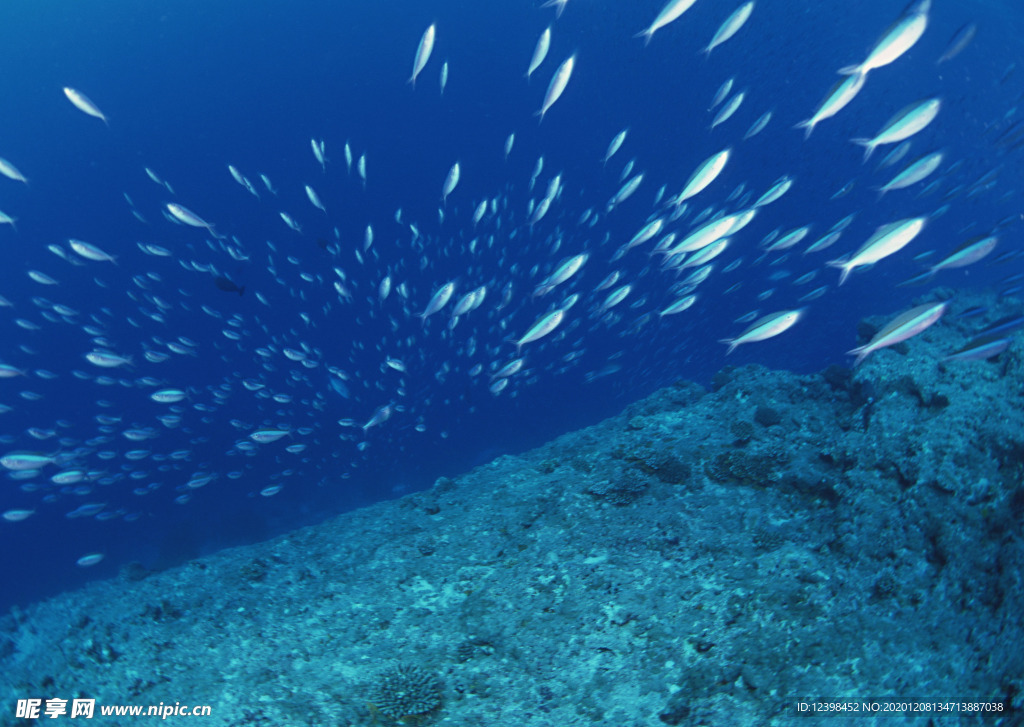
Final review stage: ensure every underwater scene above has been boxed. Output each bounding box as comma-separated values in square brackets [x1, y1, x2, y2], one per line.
[1, 0, 1023, 723]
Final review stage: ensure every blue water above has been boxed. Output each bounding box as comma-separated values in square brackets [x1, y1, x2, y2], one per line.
[0, 0, 1019, 609]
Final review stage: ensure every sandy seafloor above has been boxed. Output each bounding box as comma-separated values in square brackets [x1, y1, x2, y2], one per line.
[2, 289, 1023, 727]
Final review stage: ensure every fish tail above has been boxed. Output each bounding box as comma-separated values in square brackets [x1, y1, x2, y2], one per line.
[837, 64, 862, 76]
[793, 119, 814, 139]
[825, 259, 851, 285]
[847, 346, 870, 368]
[718, 338, 737, 354]
[633, 29, 653, 46]
[850, 138, 875, 161]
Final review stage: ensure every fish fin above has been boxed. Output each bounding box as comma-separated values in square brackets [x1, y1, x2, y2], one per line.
[837, 64, 862, 76]
[718, 338, 737, 354]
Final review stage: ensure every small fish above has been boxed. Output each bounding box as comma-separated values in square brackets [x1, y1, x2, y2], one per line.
[607, 173, 644, 211]
[847, 301, 947, 366]
[838, 0, 930, 77]
[827, 217, 926, 285]
[702, 2, 755, 57]
[63, 87, 108, 125]
[27, 270, 57, 285]
[2, 509, 34, 522]
[669, 212, 748, 255]
[876, 151, 944, 195]
[603, 129, 628, 165]
[637, 0, 700, 45]
[410, 24, 436, 88]
[852, 98, 941, 161]
[937, 23, 977, 65]
[943, 335, 1010, 363]
[796, 72, 866, 139]
[362, 404, 394, 432]
[927, 235, 997, 275]
[311, 139, 326, 171]
[720, 309, 804, 354]
[976, 314, 1024, 339]
[68, 238, 117, 263]
[280, 211, 302, 232]
[537, 55, 576, 123]
[166, 202, 215, 230]
[305, 184, 326, 213]
[659, 294, 697, 316]
[76, 553, 105, 568]
[516, 309, 565, 352]
[600, 284, 632, 311]
[757, 176, 794, 207]
[527, 26, 552, 80]
[420, 281, 456, 321]
[250, 428, 290, 444]
[85, 350, 133, 368]
[442, 162, 461, 205]
[743, 111, 772, 140]
[798, 285, 829, 302]
[677, 148, 730, 204]
[711, 90, 745, 129]
[0, 157, 28, 185]
[709, 78, 734, 110]
[151, 388, 187, 403]
[1, 451, 56, 471]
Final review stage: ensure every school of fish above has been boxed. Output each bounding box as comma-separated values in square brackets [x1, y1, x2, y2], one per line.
[0, 0, 1017, 570]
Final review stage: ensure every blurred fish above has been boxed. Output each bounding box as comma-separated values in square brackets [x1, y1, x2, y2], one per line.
[937, 23, 977, 65]
[943, 335, 1010, 363]
[214, 276, 245, 296]
[876, 151, 944, 195]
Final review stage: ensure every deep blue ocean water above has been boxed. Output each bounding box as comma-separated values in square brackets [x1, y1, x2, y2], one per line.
[0, 0, 1020, 610]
